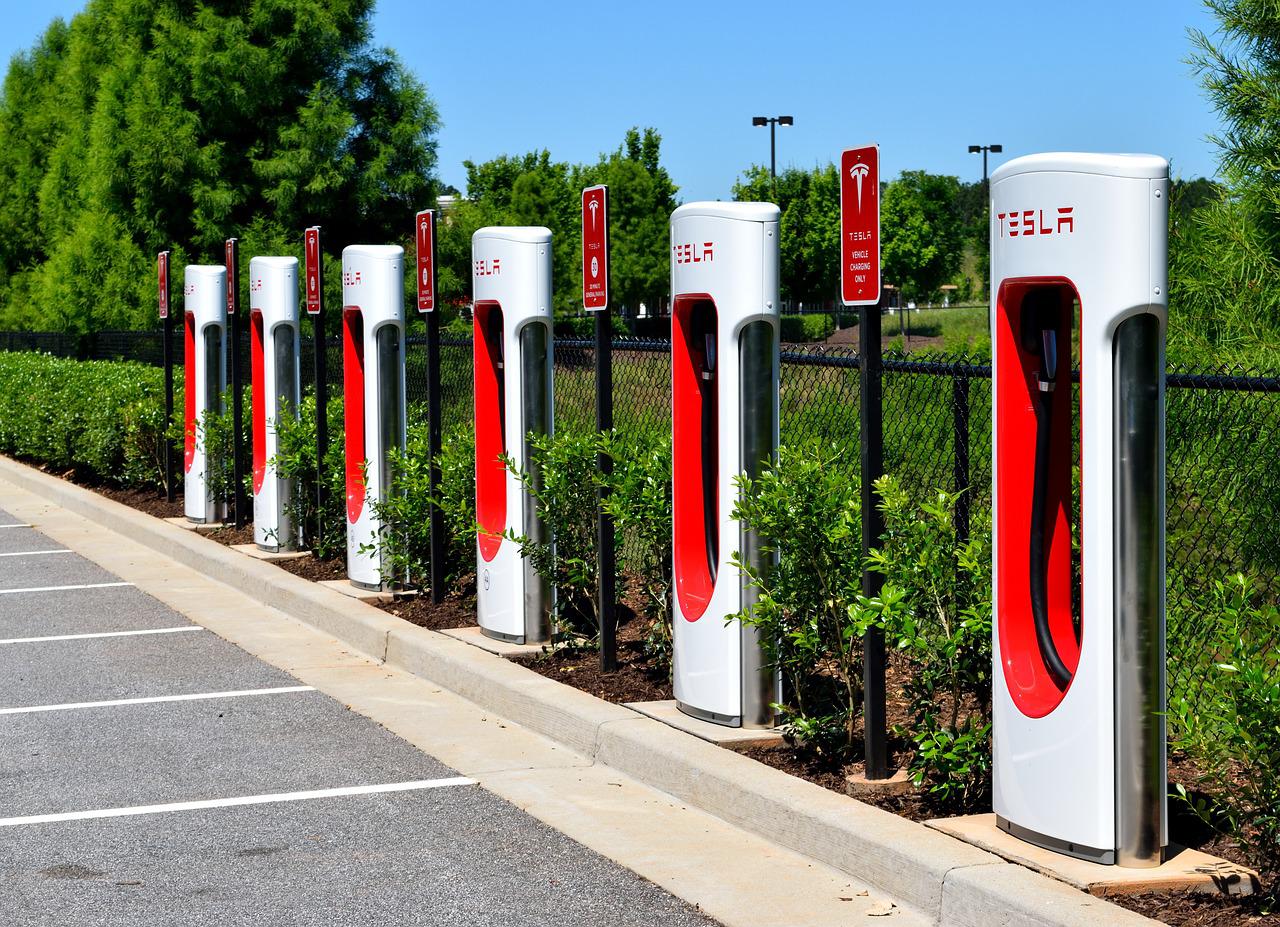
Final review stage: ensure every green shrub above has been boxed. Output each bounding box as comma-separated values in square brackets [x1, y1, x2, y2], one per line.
[732, 442, 863, 755]
[860, 476, 992, 807]
[779, 313, 835, 343]
[271, 391, 346, 560]
[505, 429, 622, 639]
[552, 314, 629, 339]
[1171, 573, 1280, 889]
[432, 426, 478, 588]
[0, 351, 169, 487]
[600, 428, 673, 665]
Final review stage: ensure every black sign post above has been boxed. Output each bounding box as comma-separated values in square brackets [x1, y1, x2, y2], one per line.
[305, 227, 328, 547]
[159, 250, 175, 503]
[416, 210, 447, 603]
[226, 238, 246, 527]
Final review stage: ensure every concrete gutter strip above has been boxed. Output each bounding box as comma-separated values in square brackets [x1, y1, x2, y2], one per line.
[0, 457, 1161, 927]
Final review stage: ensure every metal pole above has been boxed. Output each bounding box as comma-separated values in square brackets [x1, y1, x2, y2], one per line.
[163, 284, 175, 504]
[426, 262, 446, 604]
[596, 310, 616, 672]
[227, 239, 246, 527]
[770, 120, 777, 181]
[860, 296, 888, 780]
[312, 245, 329, 547]
[953, 374, 970, 541]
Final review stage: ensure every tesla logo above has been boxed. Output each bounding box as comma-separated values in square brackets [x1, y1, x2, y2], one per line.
[848, 161, 871, 212]
[588, 196, 599, 229]
[997, 207, 1075, 238]
[673, 242, 714, 264]
[475, 258, 501, 276]
[342, 270, 363, 286]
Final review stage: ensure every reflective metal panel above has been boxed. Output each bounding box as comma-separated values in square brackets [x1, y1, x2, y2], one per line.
[1113, 311, 1166, 867]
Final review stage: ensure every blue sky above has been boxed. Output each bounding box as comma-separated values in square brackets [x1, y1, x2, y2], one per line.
[5, 1, 1224, 201]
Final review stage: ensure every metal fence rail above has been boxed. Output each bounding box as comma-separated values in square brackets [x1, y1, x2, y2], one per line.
[3, 328, 1276, 722]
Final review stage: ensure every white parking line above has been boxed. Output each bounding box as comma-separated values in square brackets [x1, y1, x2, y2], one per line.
[0, 549, 73, 558]
[0, 778, 477, 827]
[0, 626, 204, 645]
[0, 685, 314, 715]
[0, 581, 133, 596]
[0, 524, 33, 529]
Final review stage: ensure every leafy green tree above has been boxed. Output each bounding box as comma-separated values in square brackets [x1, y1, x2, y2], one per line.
[435, 128, 678, 317]
[0, 0, 440, 332]
[880, 171, 964, 302]
[1165, 1, 1280, 364]
[733, 164, 840, 305]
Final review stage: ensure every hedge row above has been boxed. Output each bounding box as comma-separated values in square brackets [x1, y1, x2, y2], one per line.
[0, 351, 172, 487]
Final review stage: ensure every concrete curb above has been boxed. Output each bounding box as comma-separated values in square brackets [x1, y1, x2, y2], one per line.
[0, 457, 1160, 927]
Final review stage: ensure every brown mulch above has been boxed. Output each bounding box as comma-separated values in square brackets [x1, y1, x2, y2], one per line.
[513, 600, 672, 704]
[379, 593, 474, 632]
[1114, 891, 1272, 926]
[73, 480, 186, 520]
[201, 523, 254, 546]
[273, 554, 348, 582]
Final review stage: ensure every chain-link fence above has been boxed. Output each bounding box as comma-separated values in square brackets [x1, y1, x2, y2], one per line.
[4, 327, 1277, 720]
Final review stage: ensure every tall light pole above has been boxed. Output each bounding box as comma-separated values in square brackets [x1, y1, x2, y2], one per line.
[753, 115, 794, 183]
[968, 143, 1003, 191]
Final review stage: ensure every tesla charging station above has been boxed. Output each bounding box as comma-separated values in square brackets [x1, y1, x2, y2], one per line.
[472, 227, 554, 644]
[183, 265, 227, 524]
[670, 202, 781, 728]
[249, 256, 301, 551]
[991, 153, 1168, 866]
[342, 245, 407, 590]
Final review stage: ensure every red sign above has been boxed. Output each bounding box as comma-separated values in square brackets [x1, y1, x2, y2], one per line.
[581, 185, 608, 311]
[304, 227, 321, 315]
[157, 251, 169, 319]
[224, 238, 237, 314]
[840, 144, 881, 306]
[415, 210, 435, 312]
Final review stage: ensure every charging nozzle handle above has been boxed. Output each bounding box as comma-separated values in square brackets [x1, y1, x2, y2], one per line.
[1029, 328, 1072, 690]
[699, 340, 718, 584]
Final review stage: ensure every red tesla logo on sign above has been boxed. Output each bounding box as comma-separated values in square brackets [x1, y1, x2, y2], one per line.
[582, 185, 608, 311]
[157, 251, 169, 319]
[840, 144, 880, 306]
[224, 239, 237, 314]
[305, 227, 321, 315]
[416, 210, 435, 313]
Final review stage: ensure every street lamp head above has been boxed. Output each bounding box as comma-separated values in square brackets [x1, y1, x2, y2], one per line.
[990, 144, 1003, 153]
[968, 145, 981, 153]
[779, 116, 794, 126]
[752, 116, 768, 127]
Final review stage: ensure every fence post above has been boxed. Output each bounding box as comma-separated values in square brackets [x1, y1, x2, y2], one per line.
[426, 293, 446, 604]
[163, 301, 175, 504]
[953, 373, 971, 540]
[860, 298, 889, 780]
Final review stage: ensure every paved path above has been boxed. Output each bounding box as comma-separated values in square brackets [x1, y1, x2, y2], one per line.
[0, 510, 716, 927]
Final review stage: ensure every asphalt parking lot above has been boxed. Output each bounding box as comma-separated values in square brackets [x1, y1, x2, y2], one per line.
[0, 510, 717, 927]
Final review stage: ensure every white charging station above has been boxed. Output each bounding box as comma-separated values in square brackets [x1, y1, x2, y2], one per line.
[249, 256, 301, 551]
[990, 153, 1168, 866]
[670, 202, 781, 728]
[183, 264, 227, 524]
[472, 227, 554, 644]
[342, 245, 407, 590]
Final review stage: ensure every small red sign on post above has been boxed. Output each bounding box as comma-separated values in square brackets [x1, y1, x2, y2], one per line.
[840, 145, 881, 306]
[157, 251, 169, 319]
[581, 185, 608, 311]
[224, 238, 238, 314]
[305, 227, 322, 315]
[415, 210, 435, 312]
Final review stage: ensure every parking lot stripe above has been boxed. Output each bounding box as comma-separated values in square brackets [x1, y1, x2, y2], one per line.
[0, 778, 477, 827]
[0, 549, 73, 558]
[0, 524, 33, 529]
[0, 581, 134, 595]
[0, 626, 204, 645]
[0, 684, 314, 715]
